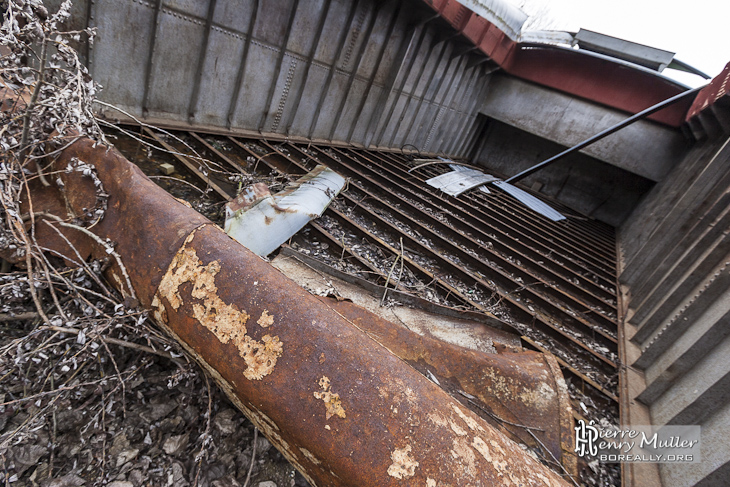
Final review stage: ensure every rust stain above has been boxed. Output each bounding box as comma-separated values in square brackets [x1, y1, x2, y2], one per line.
[387, 444, 419, 479]
[153, 232, 283, 381]
[313, 376, 346, 420]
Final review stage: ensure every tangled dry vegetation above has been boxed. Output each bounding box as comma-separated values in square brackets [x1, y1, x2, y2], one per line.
[0, 2, 305, 486]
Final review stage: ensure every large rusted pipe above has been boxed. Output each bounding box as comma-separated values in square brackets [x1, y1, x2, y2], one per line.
[318, 296, 577, 476]
[26, 137, 573, 486]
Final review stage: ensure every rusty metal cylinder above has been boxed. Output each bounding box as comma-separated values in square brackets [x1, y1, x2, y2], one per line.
[32, 138, 572, 486]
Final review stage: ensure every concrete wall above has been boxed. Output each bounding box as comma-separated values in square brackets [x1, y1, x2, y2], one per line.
[62, 0, 497, 156]
[618, 125, 730, 487]
[468, 74, 692, 226]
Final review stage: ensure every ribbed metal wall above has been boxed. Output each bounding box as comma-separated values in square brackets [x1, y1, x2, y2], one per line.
[619, 124, 730, 486]
[61, 0, 495, 156]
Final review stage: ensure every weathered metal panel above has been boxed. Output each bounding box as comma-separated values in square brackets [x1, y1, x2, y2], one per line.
[230, 43, 279, 130]
[163, 0, 210, 19]
[310, 71, 351, 139]
[145, 9, 206, 121]
[378, 94, 410, 146]
[212, 0, 255, 32]
[91, 0, 155, 118]
[253, 0, 297, 46]
[287, 0, 329, 55]
[49, 0, 694, 158]
[67, 0, 503, 152]
[262, 54, 301, 133]
[403, 41, 451, 143]
[195, 28, 246, 126]
[419, 56, 467, 150]
[311, 0, 355, 65]
[437, 64, 479, 151]
[350, 85, 382, 144]
[399, 28, 438, 95]
[426, 58, 469, 151]
[287, 64, 331, 136]
[392, 93, 423, 147]
[335, 2, 374, 72]
[332, 79, 368, 141]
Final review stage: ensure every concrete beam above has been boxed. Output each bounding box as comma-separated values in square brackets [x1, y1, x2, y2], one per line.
[479, 75, 689, 182]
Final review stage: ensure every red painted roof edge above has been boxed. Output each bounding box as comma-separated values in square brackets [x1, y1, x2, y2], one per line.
[422, 0, 696, 127]
[686, 62, 730, 121]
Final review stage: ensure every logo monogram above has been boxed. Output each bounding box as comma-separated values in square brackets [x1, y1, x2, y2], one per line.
[575, 419, 599, 457]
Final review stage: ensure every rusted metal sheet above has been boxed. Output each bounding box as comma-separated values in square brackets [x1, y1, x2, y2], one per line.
[686, 61, 730, 121]
[317, 296, 577, 476]
[28, 137, 573, 486]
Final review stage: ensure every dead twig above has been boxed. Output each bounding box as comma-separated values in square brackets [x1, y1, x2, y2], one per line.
[39, 325, 182, 362]
[193, 372, 214, 487]
[381, 239, 405, 306]
[242, 427, 259, 487]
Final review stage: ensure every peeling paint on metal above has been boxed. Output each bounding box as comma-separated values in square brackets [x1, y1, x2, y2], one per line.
[451, 404, 485, 433]
[481, 366, 557, 410]
[387, 444, 419, 479]
[257, 310, 274, 328]
[154, 231, 283, 381]
[313, 376, 346, 420]
[450, 437, 477, 477]
[300, 448, 322, 465]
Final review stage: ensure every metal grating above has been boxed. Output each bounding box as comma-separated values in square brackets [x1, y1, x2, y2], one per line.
[111, 125, 620, 429]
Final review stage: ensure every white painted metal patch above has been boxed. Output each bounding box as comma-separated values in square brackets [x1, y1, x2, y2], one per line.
[426, 167, 498, 197]
[225, 165, 346, 256]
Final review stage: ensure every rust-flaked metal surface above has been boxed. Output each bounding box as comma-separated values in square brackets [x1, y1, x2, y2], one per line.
[317, 296, 577, 476]
[29, 138, 573, 486]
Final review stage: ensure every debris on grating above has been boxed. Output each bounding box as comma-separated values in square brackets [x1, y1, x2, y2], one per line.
[225, 166, 346, 256]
